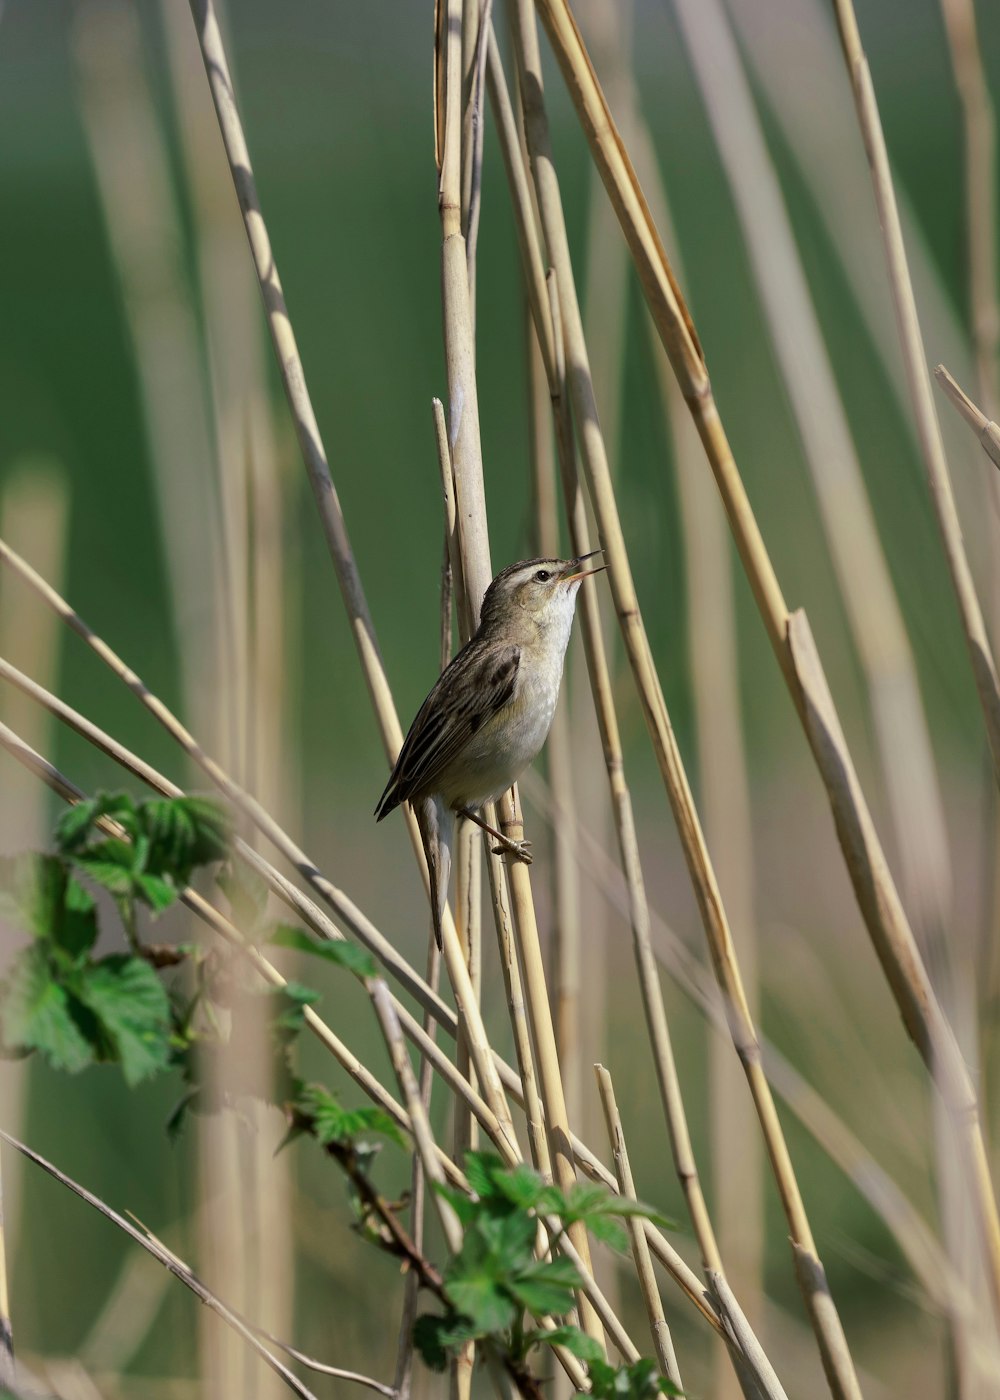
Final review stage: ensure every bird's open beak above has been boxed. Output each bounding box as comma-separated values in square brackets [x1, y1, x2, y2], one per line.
[562, 549, 606, 584]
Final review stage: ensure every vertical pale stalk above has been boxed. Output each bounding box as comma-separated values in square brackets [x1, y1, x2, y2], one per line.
[492, 1, 726, 1286]
[73, 0, 226, 757]
[532, 0, 1000, 1342]
[437, 0, 602, 1342]
[938, 0, 1000, 423]
[0, 463, 66, 1392]
[830, 0, 1000, 789]
[185, 0, 517, 1150]
[595, 1067, 682, 1390]
[527, 323, 582, 1127]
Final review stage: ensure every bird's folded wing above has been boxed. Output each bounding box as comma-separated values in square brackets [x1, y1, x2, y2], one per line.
[375, 641, 520, 816]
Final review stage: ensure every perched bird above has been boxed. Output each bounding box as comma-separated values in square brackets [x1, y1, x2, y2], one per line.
[375, 553, 604, 945]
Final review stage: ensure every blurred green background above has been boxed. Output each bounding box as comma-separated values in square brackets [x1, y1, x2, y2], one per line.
[2, 0, 1000, 1396]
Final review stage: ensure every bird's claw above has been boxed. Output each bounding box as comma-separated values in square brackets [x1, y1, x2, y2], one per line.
[492, 838, 533, 865]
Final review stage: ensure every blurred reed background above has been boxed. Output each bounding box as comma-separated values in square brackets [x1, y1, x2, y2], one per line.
[1, 0, 1000, 1396]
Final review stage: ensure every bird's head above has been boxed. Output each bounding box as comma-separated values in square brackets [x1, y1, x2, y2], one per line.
[479, 552, 605, 632]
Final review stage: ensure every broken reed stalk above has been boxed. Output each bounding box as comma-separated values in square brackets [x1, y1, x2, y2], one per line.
[506, 6, 860, 1394]
[436, 0, 603, 1343]
[594, 1067, 681, 1390]
[938, 0, 1000, 421]
[936, 364, 1000, 473]
[185, 0, 517, 1149]
[531, 0, 1000, 1339]
[830, 0, 1000, 788]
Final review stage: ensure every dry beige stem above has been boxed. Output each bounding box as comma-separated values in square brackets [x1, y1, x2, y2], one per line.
[436, 0, 602, 1343]
[936, 364, 1000, 473]
[595, 1067, 682, 1390]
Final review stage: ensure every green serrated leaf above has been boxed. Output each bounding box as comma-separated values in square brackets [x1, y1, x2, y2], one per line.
[75, 955, 172, 1086]
[0, 945, 94, 1072]
[141, 796, 229, 883]
[57, 877, 99, 959]
[583, 1214, 629, 1252]
[56, 793, 138, 853]
[134, 872, 178, 914]
[506, 1256, 581, 1317]
[476, 1209, 537, 1269]
[413, 1314, 452, 1372]
[272, 981, 320, 1032]
[445, 1273, 515, 1335]
[269, 925, 377, 978]
[523, 1324, 604, 1363]
[490, 1161, 553, 1212]
[464, 1150, 507, 1198]
[432, 1183, 479, 1227]
[297, 1082, 403, 1147]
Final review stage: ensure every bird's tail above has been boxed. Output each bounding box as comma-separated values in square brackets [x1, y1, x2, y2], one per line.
[415, 795, 453, 950]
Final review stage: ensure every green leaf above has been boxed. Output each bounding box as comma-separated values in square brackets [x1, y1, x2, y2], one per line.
[432, 1183, 480, 1227]
[134, 872, 179, 914]
[492, 1162, 559, 1213]
[297, 1083, 404, 1148]
[413, 1315, 451, 1372]
[0, 945, 94, 1072]
[73, 840, 137, 896]
[445, 1273, 515, 1335]
[506, 1256, 581, 1316]
[56, 792, 137, 852]
[583, 1213, 629, 1252]
[141, 796, 229, 882]
[464, 1149, 506, 1199]
[57, 877, 100, 959]
[272, 981, 320, 1032]
[75, 955, 172, 1086]
[269, 925, 377, 978]
[523, 1324, 604, 1363]
[476, 1210, 537, 1270]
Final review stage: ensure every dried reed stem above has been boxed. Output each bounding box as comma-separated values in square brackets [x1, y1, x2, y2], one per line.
[936, 364, 1000, 473]
[437, 0, 602, 1341]
[594, 1067, 681, 1389]
[533, 0, 1000, 1344]
[830, 0, 1000, 788]
[938, 0, 1000, 420]
[185, 0, 516, 1147]
[491, 15, 725, 1285]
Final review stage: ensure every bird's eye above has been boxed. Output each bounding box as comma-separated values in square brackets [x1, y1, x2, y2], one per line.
[534, 569, 551, 582]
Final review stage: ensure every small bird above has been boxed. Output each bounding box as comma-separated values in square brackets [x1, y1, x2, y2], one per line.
[375, 553, 604, 945]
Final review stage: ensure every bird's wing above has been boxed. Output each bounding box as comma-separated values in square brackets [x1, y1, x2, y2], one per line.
[374, 641, 520, 818]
